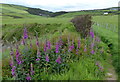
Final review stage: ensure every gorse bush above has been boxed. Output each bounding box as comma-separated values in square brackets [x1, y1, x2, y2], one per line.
[71, 15, 92, 38]
[6, 27, 107, 80]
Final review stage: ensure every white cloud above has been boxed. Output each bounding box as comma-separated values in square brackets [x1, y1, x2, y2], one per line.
[0, 0, 119, 11]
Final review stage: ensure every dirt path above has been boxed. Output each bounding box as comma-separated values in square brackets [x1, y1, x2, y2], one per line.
[105, 55, 118, 80]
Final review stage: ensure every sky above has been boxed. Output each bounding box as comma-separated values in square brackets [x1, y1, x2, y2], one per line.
[0, 0, 120, 12]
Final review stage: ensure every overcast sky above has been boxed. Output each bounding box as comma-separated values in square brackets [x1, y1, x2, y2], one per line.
[0, 0, 119, 12]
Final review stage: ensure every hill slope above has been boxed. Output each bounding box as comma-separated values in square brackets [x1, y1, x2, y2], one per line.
[57, 7, 120, 18]
[0, 4, 45, 19]
[0, 3, 68, 19]
[1, 3, 120, 19]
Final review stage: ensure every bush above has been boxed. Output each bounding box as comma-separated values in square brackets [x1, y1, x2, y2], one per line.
[71, 15, 93, 38]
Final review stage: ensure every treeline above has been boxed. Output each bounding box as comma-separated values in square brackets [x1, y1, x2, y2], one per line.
[26, 8, 68, 17]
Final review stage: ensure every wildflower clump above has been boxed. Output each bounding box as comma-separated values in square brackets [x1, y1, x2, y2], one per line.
[8, 27, 104, 80]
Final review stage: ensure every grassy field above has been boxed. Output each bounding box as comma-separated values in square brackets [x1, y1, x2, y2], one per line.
[1, 4, 119, 80]
[2, 17, 71, 25]
[92, 15, 119, 79]
[93, 15, 118, 33]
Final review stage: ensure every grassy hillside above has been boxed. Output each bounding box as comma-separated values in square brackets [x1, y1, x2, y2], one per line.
[1, 3, 68, 20]
[93, 15, 118, 26]
[1, 4, 70, 25]
[0, 4, 44, 19]
[1, 3, 119, 20]
[57, 10, 103, 18]
[57, 8, 120, 18]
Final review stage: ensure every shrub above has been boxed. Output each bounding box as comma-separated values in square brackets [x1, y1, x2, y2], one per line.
[71, 15, 93, 38]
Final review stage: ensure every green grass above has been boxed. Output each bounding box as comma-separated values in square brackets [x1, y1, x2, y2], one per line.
[2, 5, 28, 14]
[92, 15, 119, 79]
[49, 53, 108, 80]
[93, 25, 119, 79]
[93, 15, 118, 27]
[2, 17, 71, 25]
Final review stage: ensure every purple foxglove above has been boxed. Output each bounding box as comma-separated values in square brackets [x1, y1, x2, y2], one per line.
[21, 37, 25, 45]
[55, 49, 59, 53]
[36, 40, 39, 46]
[37, 50, 41, 57]
[16, 46, 22, 65]
[58, 37, 63, 47]
[91, 49, 95, 54]
[84, 45, 87, 52]
[46, 54, 49, 62]
[95, 37, 100, 42]
[26, 74, 31, 80]
[36, 58, 40, 61]
[30, 63, 34, 75]
[44, 43, 47, 52]
[55, 42, 59, 53]
[69, 40, 74, 51]
[16, 49, 20, 63]
[56, 55, 61, 64]
[90, 31, 94, 38]
[69, 45, 74, 51]
[76, 49, 79, 55]
[36, 36, 39, 47]
[95, 62, 99, 66]
[30, 40, 32, 48]
[11, 66, 16, 76]
[18, 61, 22, 65]
[47, 41, 51, 50]
[90, 42, 94, 49]
[23, 28, 28, 39]
[10, 59, 13, 67]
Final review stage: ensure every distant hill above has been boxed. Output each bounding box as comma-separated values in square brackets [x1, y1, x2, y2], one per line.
[1, 3, 120, 19]
[0, 3, 68, 19]
[26, 8, 68, 17]
[57, 7, 120, 18]
[0, 3, 44, 19]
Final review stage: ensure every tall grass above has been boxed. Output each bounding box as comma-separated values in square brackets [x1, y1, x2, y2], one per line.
[93, 25, 119, 79]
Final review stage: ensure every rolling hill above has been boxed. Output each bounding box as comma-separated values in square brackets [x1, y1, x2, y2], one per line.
[0, 3, 68, 19]
[1, 3, 120, 19]
[0, 4, 45, 19]
[56, 7, 120, 18]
